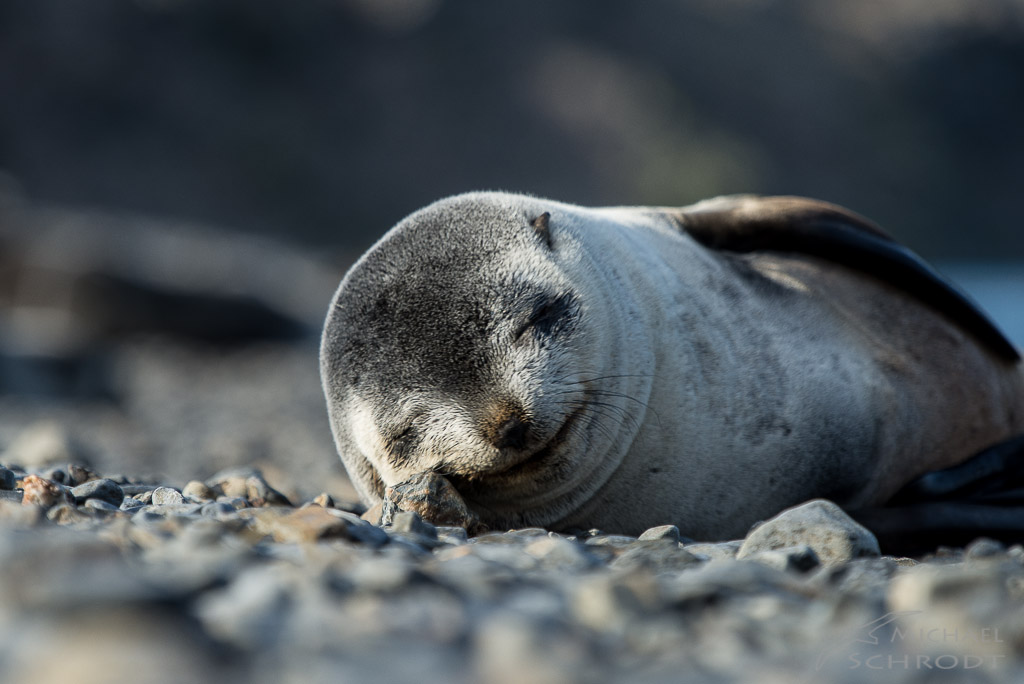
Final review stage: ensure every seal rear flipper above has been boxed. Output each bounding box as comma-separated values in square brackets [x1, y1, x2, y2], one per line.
[849, 503, 1024, 557]
[661, 195, 1021, 363]
[848, 433, 1024, 555]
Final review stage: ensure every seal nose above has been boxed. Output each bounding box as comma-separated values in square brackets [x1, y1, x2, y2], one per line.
[492, 415, 529, 450]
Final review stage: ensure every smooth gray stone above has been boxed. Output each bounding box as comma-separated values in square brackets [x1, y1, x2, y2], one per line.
[200, 501, 238, 518]
[638, 524, 681, 542]
[84, 498, 121, 513]
[737, 499, 880, 567]
[609, 539, 701, 573]
[72, 478, 125, 507]
[120, 497, 145, 511]
[389, 511, 438, 540]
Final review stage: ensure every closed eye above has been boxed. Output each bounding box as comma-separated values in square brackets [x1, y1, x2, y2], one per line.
[515, 292, 575, 340]
[389, 423, 419, 460]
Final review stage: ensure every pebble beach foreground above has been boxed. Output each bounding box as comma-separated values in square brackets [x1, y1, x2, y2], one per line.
[2, 462, 1023, 684]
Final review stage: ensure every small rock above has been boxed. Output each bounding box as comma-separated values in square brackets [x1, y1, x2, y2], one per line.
[638, 524, 681, 542]
[389, 510, 438, 539]
[584, 535, 638, 549]
[46, 502, 90, 525]
[200, 501, 238, 518]
[570, 572, 660, 632]
[382, 471, 484, 534]
[312, 492, 334, 508]
[205, 467, 290, 507]
[0, 467, 15, 490]
[683, 540, 743, 561]
[38, 466, 68, 484]
[216, 496, 249, 510]
[67, 464, 98, 486]
[135, 503, 205, 518]
[84, 498, 121, 513]
[609, 539, 701, 573]
[506, 527, 549, 538]
[120, 497, 145, 511]
[743, 544, 820, 573]
[737, 499, 880, 567]
[270, 506, 364, 544]
[361, 501, 384, 525]
[135, 489, 155, 505]
[244, 475, 291, 507]
[72, 478, 125, 507]
[436, 526, 469, 545]
[151, 487, 184, 506]
[523, 536, 600, 570]
[182, 480, 216, 502]
[21, 474, 74, 509]
[966, 537, 1006, 560]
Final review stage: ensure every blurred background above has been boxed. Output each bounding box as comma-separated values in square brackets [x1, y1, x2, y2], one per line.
[0, 0, 1022, 498]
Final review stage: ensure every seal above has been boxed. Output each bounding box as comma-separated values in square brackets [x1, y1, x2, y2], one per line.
[320, 192, 1024, 539]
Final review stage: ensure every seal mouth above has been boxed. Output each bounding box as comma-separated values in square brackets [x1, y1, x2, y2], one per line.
[484, 405, 584, 480]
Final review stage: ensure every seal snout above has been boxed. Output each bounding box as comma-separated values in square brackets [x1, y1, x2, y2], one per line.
[492, 414, 530, 451]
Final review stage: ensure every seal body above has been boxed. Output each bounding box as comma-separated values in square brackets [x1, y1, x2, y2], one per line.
[321, 192, 1024, 539]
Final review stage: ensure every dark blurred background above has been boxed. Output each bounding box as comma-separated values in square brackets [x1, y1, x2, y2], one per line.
[0, 0, 1021, 496]
[4, 0, 1024, 256]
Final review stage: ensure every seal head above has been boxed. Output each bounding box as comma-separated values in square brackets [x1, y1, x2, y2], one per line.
[321, 193, 652, 528]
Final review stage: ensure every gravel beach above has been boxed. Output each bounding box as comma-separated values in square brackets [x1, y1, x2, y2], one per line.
[2, 454, 1024, 684]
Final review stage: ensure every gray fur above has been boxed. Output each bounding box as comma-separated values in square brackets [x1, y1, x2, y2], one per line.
[321, 192, 1024, 539]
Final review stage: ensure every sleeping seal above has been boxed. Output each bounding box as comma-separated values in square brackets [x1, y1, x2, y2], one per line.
[320, 192, 1024, 539]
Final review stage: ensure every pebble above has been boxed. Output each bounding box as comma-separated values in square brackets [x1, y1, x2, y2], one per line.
[151, 487, 185, 506]
[71, 478, 125, 507]
[389, 510, 438, 540]
[120, 497, 145, 511]
[182, 480, 217, 502]
[743, 544, 820, 573]
[84, 498, 122, 513]
[684, 540, 743, 561]
[312, 492, 334, 508]
[737, 499, 880, 567]
[270, 506, 377, 545]
[638, 524, 681, 542]
[965, 537, 1006, 559]
[20, 474, 74, 509]
[67, 463, 98, 486]
[382, 471, 484, 533]
[609, 539, 701, 573]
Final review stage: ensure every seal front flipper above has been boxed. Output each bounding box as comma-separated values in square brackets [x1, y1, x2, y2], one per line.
[849, 434, 1024, 555]
[660, 195, 1020, 363]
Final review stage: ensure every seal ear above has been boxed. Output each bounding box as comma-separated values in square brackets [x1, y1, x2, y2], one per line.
[530, 212, 553, 249]
[660, 195, 1020, 363]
